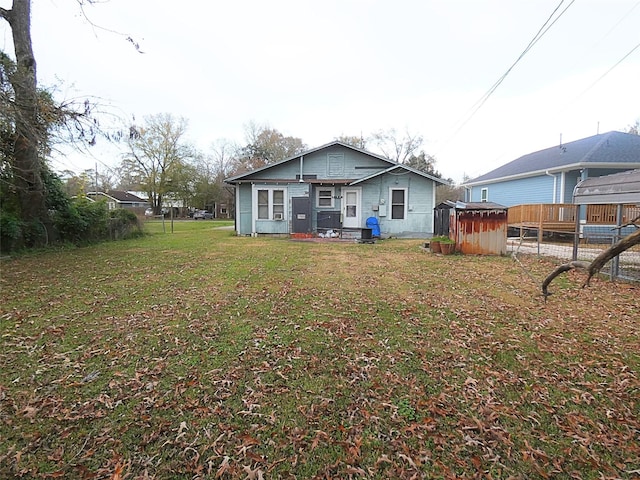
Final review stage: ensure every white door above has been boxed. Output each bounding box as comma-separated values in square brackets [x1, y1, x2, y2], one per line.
[342, 188, 361, 228]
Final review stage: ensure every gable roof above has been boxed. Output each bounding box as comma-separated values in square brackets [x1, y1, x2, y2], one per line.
[351, 164, 448, 185]
[89, 191, 147, 203]
[225, 141, 448, 185]
[466, 131, 640, 185]
[573, 169, 640, 205]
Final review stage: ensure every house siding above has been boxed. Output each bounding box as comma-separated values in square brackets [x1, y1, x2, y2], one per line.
[470, 176, 555, 207]
[359, 173, 435, 235]
[464, 132, 640, 208]
[241, 147, 389, 182]
[227, 143, 444, 237]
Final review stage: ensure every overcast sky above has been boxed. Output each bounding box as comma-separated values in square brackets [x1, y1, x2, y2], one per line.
[1, 0, 639, 182]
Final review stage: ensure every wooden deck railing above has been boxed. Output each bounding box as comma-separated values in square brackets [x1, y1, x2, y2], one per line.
[586, 204, 640, 224]
[507, 204, 576, 231]
[508, 204, 640, 231]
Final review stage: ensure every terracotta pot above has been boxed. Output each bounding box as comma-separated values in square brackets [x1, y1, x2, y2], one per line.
[430, 241, 441, 253]
[440, 242, 455, 254]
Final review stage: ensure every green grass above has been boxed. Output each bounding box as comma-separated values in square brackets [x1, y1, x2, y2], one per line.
[1, 220, 639, 478]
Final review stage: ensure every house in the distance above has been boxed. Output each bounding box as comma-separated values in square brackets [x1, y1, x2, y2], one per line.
[224, 141, 448, 238]
[86, 191, 149, 212]
[464, 131, 640, 206]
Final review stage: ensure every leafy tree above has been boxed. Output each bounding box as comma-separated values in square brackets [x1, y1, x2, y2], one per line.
[0, 1, 49, 245]
[121, 113, 194, 215]
[1, 2, 103, 248]
[436, 183, 464, 204]
[190, 140, 236, 211]
[405, 151, 441, 177]
[167, 160, 198, 213]
[232, 121, 306, 173]
[335, 134, 366, 149]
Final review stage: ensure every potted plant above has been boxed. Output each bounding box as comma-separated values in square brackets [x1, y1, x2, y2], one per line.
[439, 237, 456, 254]
[429, 235, 448, 253]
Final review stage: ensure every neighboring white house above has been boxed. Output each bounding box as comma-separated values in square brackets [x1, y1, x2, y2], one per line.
[86, 191, 149, 210]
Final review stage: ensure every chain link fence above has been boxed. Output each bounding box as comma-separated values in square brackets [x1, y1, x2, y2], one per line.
[508, 226, 640, 282]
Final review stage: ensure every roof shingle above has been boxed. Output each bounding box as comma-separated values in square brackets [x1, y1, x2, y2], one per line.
[468, 131, 640, 184]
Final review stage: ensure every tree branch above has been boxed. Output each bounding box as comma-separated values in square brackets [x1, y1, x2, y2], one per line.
[541, 227, 640, 299]
[541, 261, 591, 300]
[584, 228, 640, 286]
[0, 7, 11, 22]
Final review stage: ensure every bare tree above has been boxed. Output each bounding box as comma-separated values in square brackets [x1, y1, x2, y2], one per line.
[626, 119, 639, 136]
[368, 128, 423, 164]
[121, 113, 194, 214]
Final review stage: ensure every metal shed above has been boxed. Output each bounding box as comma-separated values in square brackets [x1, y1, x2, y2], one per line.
[450, 201, 508, 255]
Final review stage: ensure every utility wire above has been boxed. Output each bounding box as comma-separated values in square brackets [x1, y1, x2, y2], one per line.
[598, 1, 640, 43]
[575, 41, 640, 100]
[452, 0, 576, 136]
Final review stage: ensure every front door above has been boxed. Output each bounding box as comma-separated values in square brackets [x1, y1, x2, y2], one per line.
[342, 188, 361, 229]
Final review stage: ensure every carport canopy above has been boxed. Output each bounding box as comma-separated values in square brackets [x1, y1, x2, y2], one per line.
[573, 169, 640, 205]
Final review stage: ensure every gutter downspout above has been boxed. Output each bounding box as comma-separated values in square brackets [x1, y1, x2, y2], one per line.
[545, 170, 557, 203]
[299, 155, 304, 182]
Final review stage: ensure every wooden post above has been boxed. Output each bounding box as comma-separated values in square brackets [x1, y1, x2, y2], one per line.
[538, 204, 544, 253]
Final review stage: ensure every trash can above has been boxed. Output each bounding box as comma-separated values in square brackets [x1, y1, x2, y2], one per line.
[366, 217, 381, 237]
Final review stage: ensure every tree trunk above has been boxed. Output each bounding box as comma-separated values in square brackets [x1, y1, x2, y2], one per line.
[2, 0, 49, 245]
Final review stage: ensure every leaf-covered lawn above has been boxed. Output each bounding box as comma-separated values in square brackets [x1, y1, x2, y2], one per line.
[1, 222, 638, 479]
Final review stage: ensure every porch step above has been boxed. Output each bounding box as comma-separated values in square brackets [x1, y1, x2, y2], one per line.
[341, 228, 364, 240]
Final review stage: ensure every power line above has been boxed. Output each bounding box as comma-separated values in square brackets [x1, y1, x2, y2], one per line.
[598, 1, 640, 43]
[574, 40, 640, 100]
[451, 0, 576, 136]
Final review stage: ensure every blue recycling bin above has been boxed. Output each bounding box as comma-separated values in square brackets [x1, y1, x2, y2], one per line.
[366, 217, 381, 237]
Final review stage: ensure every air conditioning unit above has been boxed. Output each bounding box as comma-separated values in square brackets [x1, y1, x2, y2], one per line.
[274, 212, 284, 220]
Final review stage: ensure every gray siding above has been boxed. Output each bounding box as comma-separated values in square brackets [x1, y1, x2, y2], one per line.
[240, 147, 390, 181]
[359, 173, 435, 235]
[229, 144, 440, 236]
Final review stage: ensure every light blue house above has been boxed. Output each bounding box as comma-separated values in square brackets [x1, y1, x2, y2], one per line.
[464, 131, 640, 206]
[224, 141, 448, 238]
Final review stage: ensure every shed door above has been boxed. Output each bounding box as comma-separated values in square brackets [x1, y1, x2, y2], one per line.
[291, 197, 311, 233]
[434, 207, 450, 236]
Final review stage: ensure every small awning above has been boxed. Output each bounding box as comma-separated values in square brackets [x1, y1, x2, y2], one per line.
[573, 169, 640, 205]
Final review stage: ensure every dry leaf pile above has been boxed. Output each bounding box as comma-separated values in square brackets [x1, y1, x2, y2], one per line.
[0, 234, 638, 479]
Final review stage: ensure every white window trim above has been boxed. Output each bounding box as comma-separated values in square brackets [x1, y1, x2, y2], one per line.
[480, 187, 488, 202]
[316, 187, 335, 208]
[389, 187, 408, 220]
[253, 186, 287, 221]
